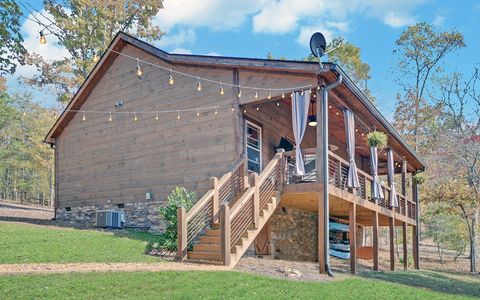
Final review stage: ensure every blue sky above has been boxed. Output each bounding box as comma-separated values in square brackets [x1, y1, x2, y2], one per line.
[9, 0, 480, 118]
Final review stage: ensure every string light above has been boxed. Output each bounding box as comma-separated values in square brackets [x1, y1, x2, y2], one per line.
[254, 89, 259, 99]
[177, 111, 181, 119]
[238, 89, 242, 98]
[281, 90, 285, 99]
[136, 59, 143, 77]
[329, 105, 332, 109]
[267, 89, 272, 100]
[92, 53, 100, 63]
[134, 112, 138, 121]
[168, 69, 174, 85]
[243, 109, 247, 113]
[196, 77, 202, 91]
[219, 82, 224, 95]
[256, 107, 260, 111]
[155, 112, 159, 120]
[196, 109, 200, 117]
[301, 90, 304, 96]
[39, 31, 46, 44]
[82, 111, 86, 121]
[108, 112, 112, 122]
[276, 102, 280, 106]
[214, 107, 218, 115]
[231, 106, 235, 112]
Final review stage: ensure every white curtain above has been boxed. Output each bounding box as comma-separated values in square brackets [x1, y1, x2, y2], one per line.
[343, 109, 360, 188]
[387, 149, 399, 207]
[291, 90, 311, 175]
[370, 146, 384, 201]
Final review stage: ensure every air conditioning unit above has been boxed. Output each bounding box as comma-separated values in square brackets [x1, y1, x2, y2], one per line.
[95, 210, 125, 228]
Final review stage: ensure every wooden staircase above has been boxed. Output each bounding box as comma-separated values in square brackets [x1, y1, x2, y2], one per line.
[177, 152, 284, 267]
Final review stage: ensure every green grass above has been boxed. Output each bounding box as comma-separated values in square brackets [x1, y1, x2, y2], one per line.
[1, 270, 479, 299]
[0, 221, 161, 264]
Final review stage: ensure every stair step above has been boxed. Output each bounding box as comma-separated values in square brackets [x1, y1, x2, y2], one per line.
[193, 243, 221, 253]
[205, 229, 221, 237]
[199, 236, 221, 244]
[211, 223, 220, 230]
[188, 251, 222, 261]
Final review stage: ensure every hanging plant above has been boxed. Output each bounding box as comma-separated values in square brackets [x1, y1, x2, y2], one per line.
[366, 130, 388, 148]
[412, 173, 426, 185]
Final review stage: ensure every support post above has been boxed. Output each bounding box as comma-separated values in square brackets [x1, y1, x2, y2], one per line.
[212, 177, 219, 223]
[412, 176, 420, 270]
[336, 160, 342, 188]
[401, 161, 407, 216]
[253, 173, 260, 229]
[349, 203, 357, 274]
[220, 204, 231, 266]
[412, 225, 419, 269]
[403, 221, 408, 270]
[177, 207, 187, 261]
[372, 211, 379, 271]
[389, 217, 395, 271]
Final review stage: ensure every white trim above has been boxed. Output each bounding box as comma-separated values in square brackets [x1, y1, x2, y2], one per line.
[245, 120, 262, 173]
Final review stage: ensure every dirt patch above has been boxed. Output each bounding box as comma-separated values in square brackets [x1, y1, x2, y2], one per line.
[0, 201, 54, 224]
[0, 262, 228, 276]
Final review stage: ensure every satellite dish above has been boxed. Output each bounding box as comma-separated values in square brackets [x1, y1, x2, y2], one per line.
[310, 32, 327, 58]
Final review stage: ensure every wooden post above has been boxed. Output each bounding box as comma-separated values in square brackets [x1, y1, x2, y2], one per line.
[318, 191, 325, 273]
[220, 204, 231, 266]
[389, 217, 395, 271]
[402, 222, 408, 270]
[401, 161, 407, 216]
[372, 211, 379, 271]
[212, 177, 219, 223]
[336, 160, 342, 188]
[253, 173, 260, 229]
[412, 225, 419, 269]
[349, 203, 357, 274]
[177, 207, 187, 261]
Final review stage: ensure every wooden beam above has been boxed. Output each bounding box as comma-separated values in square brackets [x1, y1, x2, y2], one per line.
[213, 177, 219, 223]
[220, 204, 231, 266]
[403, 222, 408, 270]
[389, 217, 395, 271]
[177, 207, 187, 261]
[412, 225, 419, 269]
[372, 211, 379, 271]
[349, 203, 357, 274]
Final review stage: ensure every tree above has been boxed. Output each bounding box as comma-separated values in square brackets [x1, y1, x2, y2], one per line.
[24, 0, 164, 103]
[393, 22, 465, 152]
[425, 67, 480, 273]
[0, 0, 26, 75]
[304, 37, 374, 103]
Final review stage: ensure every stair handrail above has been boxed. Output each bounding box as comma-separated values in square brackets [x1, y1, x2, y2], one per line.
[177, 156, 246, 261]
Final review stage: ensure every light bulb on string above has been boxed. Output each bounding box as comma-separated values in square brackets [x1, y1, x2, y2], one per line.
[82, 111, 86, 121]
[301, 90, 304, 96]
[276, 102, 280, 106]
[267, 89, 272, 100]
[136, 59, 143, 77]
[196, 109, 200, 117]
[243, 109, 247, 113]
[168, 69, 174, 85]
[155, 112, 159, 120]
[281, 90, 285, 99]
[92, 53, 100, 63]
[108, 112, 112, 122]
[214, 107, 218, 115]
[238, 89, 242, 98]
[231, 106, 235, 112]
[219, 82, 224, 95]
[196, 77, 202, 92]
[256, 107, 260, 111]
[39, 31, 46, 44]
[254, 89, 259, 99]
[177, 111, 181, 119]
[134, 112, 138, 121]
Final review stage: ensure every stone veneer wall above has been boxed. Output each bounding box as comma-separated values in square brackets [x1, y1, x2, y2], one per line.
[269, 207, 318, 262]
[55, 201, 166, 232]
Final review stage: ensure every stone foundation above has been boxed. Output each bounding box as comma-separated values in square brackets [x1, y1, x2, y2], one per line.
[269, 207, 318, 262]
[55, 201, 166, 232]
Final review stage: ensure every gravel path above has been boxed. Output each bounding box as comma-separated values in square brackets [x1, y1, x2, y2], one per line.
[0, 201, 54, 223]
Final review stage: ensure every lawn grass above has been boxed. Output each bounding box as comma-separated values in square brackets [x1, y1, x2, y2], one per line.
[1, 270, 479, 299]
[0, 221, 160, 264]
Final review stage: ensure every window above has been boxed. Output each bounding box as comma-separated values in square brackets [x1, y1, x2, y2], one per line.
[245, 121, 262, 173]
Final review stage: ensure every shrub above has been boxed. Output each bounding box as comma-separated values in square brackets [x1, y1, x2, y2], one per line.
[366, 130, 388, 148]
[155, 187, 195, 252]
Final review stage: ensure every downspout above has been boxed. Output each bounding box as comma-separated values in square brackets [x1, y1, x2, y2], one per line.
[321, 67, 342, 277]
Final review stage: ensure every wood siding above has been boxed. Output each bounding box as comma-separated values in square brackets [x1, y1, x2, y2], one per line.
[56, 45, 238, 208]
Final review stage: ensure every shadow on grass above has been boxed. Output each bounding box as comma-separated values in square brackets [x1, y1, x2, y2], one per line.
[360, 269, 480, 298]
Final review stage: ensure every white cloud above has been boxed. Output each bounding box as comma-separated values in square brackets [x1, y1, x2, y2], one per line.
[205, 52, 221, 56]
[170, 48, 193, 54]
[157, 29, 197, 48]
[383, 11, 416, 28]
[433, 15, 445, 26]
[297, 25, 334, 47]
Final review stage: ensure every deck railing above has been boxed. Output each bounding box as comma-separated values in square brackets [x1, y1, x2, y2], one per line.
[283, 148, 416, 221]
[177, 158, 246, 260]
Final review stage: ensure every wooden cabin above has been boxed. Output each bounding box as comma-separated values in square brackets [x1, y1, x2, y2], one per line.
[45, 32, 424, 274]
